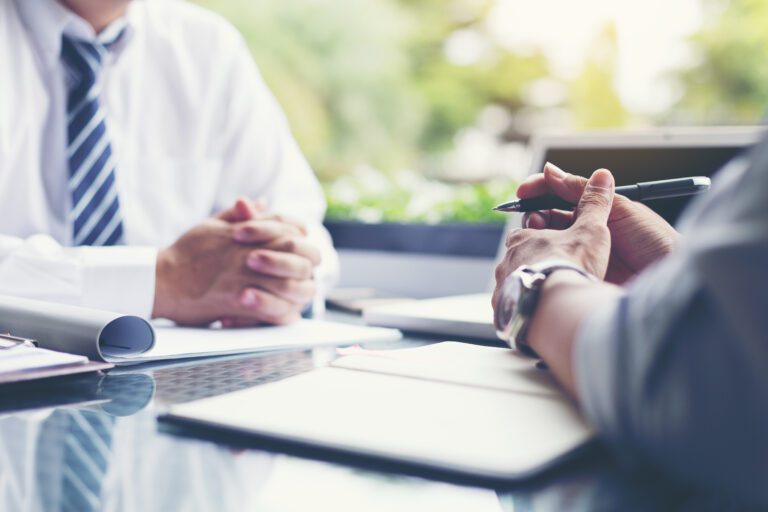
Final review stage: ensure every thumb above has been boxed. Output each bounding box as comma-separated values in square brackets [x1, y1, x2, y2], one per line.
[575, 169, 614, 227]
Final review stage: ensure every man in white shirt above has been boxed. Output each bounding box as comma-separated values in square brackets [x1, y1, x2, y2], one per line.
[0, 0, 338, 325]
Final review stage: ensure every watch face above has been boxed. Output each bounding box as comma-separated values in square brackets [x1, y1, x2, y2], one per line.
[494, 272, 522, 338]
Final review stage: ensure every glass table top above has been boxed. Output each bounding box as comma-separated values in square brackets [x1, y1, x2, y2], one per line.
[0, 313, 757, 511]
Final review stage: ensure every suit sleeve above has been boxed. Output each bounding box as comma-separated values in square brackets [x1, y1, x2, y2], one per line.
[575, 152, 768, 503]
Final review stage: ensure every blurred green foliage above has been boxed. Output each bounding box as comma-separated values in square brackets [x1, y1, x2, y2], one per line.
[324, 178, 517, 224]
[675, 0, 768, 123]
[195, 0, 423, 181]
[194, 0, 553, 223]
[195, 0, 763, 224]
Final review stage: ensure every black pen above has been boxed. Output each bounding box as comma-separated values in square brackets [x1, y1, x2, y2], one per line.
[493, 176, 711, 213]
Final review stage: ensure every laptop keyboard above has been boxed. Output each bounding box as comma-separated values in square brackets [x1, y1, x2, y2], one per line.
[152, 350, 316, 406]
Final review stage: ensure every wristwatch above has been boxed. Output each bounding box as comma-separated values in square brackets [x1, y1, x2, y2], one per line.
[494, 260, 596, 356]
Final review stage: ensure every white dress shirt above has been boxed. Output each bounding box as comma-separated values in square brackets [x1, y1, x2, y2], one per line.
[0, 0, 337, 317]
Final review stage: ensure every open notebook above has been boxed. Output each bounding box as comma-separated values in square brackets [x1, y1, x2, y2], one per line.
[164, 342, 594, 481]
[0, 296, 401, 366]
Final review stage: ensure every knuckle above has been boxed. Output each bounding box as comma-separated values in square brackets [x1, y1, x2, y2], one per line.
[531, 236, 551, 251]
[494, 262, 508, 283]
[521, 173, 544, 186]
[243, 222, 261, 236]
[284, 278, 314, 301]
[505, 229, 523, 246]
[581, 192, 611, 209]
[258, 251, 275, 266]
[566, 175, 587, 190]
[283, 238, 298, 253]
[564, 237, 586, 255]
[257, 294, 283, 316]
[276, 278, 294, 295]
[574, 223, 608, 239]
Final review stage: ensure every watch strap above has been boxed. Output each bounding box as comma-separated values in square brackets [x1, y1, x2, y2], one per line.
[503, 261, 596, 356]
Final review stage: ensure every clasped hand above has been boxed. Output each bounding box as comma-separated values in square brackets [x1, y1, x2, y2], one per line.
[152, 198, 321, 327]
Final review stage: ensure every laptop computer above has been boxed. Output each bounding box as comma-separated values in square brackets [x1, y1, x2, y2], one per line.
[363, 127, 765, 340]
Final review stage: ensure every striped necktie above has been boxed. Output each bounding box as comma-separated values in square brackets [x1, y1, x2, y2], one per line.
[60, 410, 116, 512]
[36, 409, 116, 512]
[61, 34, 125, 246]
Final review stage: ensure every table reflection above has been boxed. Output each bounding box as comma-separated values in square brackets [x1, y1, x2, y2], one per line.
[0, 347, 759, 511]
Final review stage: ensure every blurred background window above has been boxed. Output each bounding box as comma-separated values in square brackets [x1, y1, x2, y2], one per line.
[195, 0, 766, 225]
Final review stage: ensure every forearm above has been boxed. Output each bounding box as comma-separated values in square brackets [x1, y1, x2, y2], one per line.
[526, 271, 623, 398]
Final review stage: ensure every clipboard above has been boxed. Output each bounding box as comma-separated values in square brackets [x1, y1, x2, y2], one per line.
[0, 360, 113, 385]
[0, 333, 113, 385]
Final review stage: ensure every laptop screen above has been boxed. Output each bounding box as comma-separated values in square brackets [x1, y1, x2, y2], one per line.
[535, 139, 759, 225]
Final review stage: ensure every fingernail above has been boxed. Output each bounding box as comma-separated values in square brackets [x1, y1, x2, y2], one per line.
[545, 162, 566, 179]
[588, 169, 613, 189]
[240, 290, 258, 307]
[233, 227, 249, 242]
[524, 212, 547, 229]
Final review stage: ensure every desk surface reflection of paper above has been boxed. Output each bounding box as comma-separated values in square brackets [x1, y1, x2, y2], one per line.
[112, 320, 402, 364]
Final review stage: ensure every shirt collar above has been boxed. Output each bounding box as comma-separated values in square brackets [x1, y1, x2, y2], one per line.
[15, 0, 134, 70]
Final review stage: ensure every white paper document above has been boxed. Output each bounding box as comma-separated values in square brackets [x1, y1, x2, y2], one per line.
[333, 342, 559, 395]
[113, 321, 403, 364]
[0, 295, 402, 365]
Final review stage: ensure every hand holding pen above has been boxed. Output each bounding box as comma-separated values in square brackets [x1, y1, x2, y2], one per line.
[494, 169, 710, 213]
[500, 163, 692, 284]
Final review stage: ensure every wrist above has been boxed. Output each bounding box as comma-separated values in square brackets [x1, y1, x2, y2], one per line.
[152, 248, 175, 319]
[495, 260, 596, 355]
[527, 270, 593, 354]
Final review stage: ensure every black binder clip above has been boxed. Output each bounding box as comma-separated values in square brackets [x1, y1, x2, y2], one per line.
[0, 333, 38, 349]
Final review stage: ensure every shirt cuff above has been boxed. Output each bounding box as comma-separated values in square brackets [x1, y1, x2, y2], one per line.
[78, 246, 157, 318]
[574, 295, 624, 441]
[307, 223, 340, 291]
